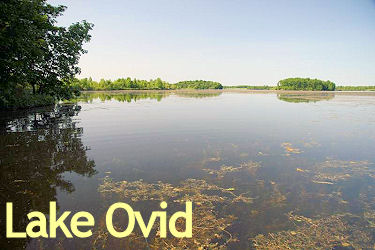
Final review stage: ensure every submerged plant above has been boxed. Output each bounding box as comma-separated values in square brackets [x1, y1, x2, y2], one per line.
[203, 161, 261, 179]
[252, 212, 374, 249]
[296, 160, 375, 184]
[95, 177, 258, 248]
[281, 142, 302, 156]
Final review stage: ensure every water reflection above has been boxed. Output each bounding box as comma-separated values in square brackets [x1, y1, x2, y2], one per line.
[0, 105, 96, 249]
[74, 90, 222, 103]
[175, 91, 222, 99]
[94, 154, 375, 249]
[1, 91, 375, 249]
[277, 93, 334, 103]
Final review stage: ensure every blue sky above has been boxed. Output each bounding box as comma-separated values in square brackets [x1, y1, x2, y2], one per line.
[50, 0, 375, 85]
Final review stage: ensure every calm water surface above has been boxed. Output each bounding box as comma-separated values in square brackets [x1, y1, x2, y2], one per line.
[1, 91, 375, 249]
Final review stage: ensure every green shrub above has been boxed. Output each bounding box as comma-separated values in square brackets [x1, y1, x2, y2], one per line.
[0, 89, 55, 110]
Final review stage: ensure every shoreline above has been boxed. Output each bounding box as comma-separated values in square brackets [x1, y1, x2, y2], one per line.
[82, 89, 375, 96]
[2, 89, 374, 111]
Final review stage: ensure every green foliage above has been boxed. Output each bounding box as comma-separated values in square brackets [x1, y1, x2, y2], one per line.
[174, 80, 223, 89]
[224, 85, 276, 90]
[72, 78, 224, 90]
[71, 77, 173, 90]
[0, 0, 93, 108]
[277, 78, 335, 91]
[71, 78, 373, 93]
[0, 89, 55, 110]
[336, 86, 375, 91]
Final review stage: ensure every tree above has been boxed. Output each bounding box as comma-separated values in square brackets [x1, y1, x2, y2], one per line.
[277, 78, 335, 91]
[0, 0, 93, 105]
[175, 80, 223, 89]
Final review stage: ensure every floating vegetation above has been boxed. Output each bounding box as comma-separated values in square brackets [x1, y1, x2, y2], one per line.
[298, 160, 375, 184]
[96, 177, 256, 248]
[311, 180, 334, 185]
[150, 204, 237, 249]
[203, 161, 261, 179]
[265, 181, 287, 208]
[303, 140, 321, 148]
[252, 212, 374, 249]
[281, 142, 302, 155]
[203, 165, 242, 179]
[99, 177, 254, 206]
[364, 210, 375, 228]
[201, 150, 222, 166]
[91, 216, 150, 250]
[206, 155, 222, 162]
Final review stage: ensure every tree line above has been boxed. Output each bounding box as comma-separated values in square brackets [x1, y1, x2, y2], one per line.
[335, 86, 375, 91]
[224, 78, 340, 91]
[71, 78, 223, 90]
[224, 85, 276, 90]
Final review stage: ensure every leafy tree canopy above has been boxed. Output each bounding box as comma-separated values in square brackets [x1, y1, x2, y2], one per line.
[175, 80, 223, 89]
[277, 78, 335, 91]
[72, 78, 224, 90]
[0, 0, 93, 106]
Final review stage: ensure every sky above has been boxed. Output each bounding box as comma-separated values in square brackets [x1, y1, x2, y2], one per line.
[49, 0, 375, 86]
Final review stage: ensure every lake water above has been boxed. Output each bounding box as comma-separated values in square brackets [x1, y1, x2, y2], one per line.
[1, 90, 375, 249]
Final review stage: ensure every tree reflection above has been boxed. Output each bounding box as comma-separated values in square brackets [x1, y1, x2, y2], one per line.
[73, 90, 222, 103]
[76, 91, 169, 103]
[277, 93, 334, 103]
[174, 91, 222, 99]
[0, 104, 96, 249]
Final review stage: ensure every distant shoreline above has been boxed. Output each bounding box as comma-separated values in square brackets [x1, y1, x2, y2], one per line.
[82, 89, 375, 96]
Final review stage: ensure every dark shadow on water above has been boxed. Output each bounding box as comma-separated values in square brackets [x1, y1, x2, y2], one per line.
[0, 104, 96, 249]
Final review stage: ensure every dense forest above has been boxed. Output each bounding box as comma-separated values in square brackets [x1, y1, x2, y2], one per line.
[72, 78, 223, 90]
[277, 78, 336, 91]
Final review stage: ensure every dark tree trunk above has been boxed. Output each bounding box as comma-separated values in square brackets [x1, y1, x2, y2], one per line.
[32, 84, 36, 95]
